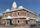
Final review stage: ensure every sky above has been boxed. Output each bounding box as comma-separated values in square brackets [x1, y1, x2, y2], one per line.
[0, 0, 40, 14]
[0, 0, 40, 20]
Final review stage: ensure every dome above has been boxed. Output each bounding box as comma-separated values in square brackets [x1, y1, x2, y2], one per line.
[12, 1, 17, 9]
[5, 9, 10, 12]
[18, 6, 24, 9]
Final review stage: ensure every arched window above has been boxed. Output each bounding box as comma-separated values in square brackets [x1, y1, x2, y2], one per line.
[26, 21, 28, 24]
[18, 12, 19, 15]
[18, 20, 19, 23]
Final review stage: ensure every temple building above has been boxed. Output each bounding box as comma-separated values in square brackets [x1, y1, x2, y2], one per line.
[0, 1, 38, 26]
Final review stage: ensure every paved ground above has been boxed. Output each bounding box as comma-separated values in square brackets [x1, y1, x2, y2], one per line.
[0, 25, 38, 28]
[0, 23, 40, 28]
[0, 25, 30, 28]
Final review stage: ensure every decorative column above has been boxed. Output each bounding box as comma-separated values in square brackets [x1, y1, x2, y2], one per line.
[5, 20, 7, 26]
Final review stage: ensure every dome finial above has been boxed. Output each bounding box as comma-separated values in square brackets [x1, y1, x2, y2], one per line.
[12, 0, 17, 9]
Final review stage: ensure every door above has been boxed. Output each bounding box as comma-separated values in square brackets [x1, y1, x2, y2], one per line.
[6, 20, 10, 26]
[10, 19, 13, 25]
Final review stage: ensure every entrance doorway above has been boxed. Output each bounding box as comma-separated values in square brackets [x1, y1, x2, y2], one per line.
[6, 19, 13, 25]
[10, 19, 13, 25]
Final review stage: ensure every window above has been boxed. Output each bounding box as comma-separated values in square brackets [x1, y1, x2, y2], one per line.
[18, 12, 19, 15]
[18, 20, 19, 23]
[5, 14, 7, 17]
[27, 11, 28, 12]
[26, 21, 28, 24]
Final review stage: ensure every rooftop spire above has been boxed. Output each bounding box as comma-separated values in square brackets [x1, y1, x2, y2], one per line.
[12, 0, 17, 9]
